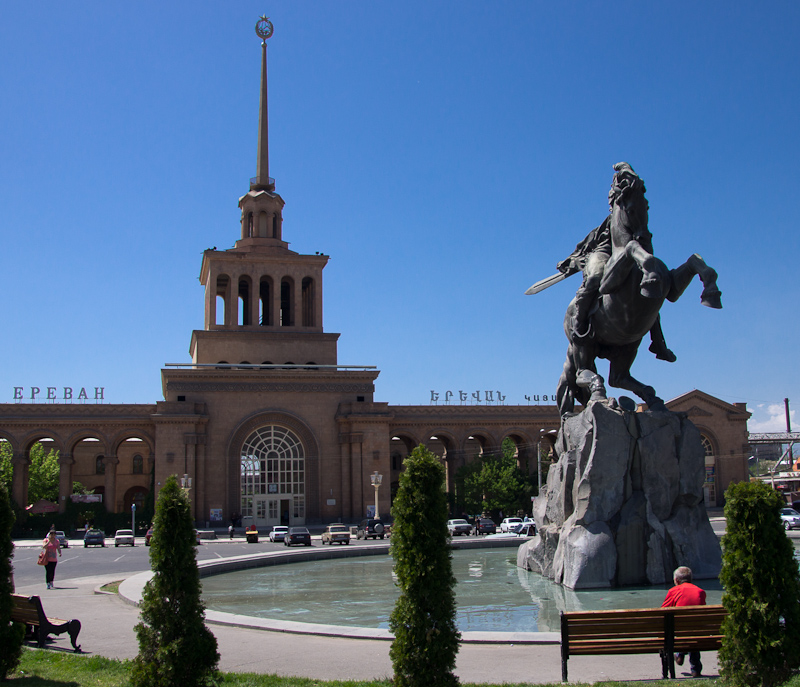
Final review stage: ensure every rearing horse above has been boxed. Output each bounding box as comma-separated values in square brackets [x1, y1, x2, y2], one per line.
[556, 163, 722, 417]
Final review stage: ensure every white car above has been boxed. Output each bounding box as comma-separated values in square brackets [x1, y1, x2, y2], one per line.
[269, 525, 289, 542]
[500, 517, 523, 533]
[114, 529, 135, 547]
[447, 519, 472, 536]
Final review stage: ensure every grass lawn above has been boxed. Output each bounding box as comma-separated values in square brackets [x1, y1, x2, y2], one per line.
[5, 649, 769, 687]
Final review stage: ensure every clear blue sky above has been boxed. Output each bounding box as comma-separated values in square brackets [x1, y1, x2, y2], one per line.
[2, 2, 798, 432]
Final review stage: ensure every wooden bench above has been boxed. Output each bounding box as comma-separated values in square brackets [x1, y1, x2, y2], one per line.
[560, 604, 725, 681]
[10, 594, 82, 652]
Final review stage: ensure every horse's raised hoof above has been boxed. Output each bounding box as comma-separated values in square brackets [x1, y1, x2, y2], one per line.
[700, 286, 722, 309]
[649, 340, 677, 363]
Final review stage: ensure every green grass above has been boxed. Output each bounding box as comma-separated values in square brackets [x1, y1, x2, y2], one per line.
[2, 650, 737, 687]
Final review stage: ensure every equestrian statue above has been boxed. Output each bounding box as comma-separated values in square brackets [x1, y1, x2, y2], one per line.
[526, 163, 722, 417]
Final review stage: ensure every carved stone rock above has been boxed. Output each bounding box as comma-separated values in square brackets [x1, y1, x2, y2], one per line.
[517, 401, 721, 589]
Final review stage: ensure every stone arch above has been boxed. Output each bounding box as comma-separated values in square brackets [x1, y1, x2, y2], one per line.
[259, 276, 273, 326]
[123, 485, 148, 514]
[425, 430, 458, 495]
[238, 275, 254, 326]
[280, 277, 294, 326]
[227, 409, 321, 525]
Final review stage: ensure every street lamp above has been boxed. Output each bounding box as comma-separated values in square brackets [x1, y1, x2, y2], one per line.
[370, 471, 383, 519]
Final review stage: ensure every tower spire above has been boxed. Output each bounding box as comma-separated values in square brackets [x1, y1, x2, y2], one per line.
[252, 16, 274, 192]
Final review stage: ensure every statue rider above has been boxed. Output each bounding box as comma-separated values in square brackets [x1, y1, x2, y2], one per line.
[557, 163, 676, 362]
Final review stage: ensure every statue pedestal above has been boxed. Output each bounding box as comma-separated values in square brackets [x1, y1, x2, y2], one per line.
[517, 401, 721, 589]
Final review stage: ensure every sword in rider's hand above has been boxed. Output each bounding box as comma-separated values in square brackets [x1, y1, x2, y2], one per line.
[524, 271, 569, 296]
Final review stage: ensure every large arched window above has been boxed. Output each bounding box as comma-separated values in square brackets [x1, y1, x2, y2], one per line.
[240, 425, 305, 524]
[132, 454, 143, 474]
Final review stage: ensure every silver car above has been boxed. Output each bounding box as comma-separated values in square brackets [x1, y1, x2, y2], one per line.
[780, 508, 800, 530]
[447, 519, 472, 536]
[114, 529, 135, 546]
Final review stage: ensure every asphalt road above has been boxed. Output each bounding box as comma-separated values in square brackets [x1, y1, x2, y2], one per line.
[12, 534, 387, 588]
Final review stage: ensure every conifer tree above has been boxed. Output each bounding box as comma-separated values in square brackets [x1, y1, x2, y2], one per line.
[719, 480, 800, 687]
[389, 445, 460, 687]
[131, 475, 219, 687]
[0, 481, 24, 680]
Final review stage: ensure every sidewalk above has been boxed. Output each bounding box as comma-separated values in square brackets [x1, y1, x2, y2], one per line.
[13, 572, 720, 683]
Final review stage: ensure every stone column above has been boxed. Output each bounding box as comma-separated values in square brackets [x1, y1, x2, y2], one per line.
[11, 452, 29, 508]
[103, 455, 119, 513]
[57, 454, 74, 513]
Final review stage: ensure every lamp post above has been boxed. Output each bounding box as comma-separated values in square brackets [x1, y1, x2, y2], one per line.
[370, 471, 383, 519]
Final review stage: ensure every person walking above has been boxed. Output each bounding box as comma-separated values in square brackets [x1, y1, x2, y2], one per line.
[41, 530, 62, 589]
[662, 565, 706, 677]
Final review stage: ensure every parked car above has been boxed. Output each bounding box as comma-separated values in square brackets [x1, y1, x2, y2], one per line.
[55, 531, 69, 548]
[500, 517, 523, 533]
[474, 518, 496, 535]
[780, 508, 800, 530]
[517, 522, 537, 536]
[357, 518, 386, 540]
[84, 529, 106, 547]
[284, 527, 312, 546]
[447, 519, 472, 536]
[321, 524, 351, 545]
[114, 529, 135, 547]
[145, 527, 154, 546]
[269, 525, 289, 542]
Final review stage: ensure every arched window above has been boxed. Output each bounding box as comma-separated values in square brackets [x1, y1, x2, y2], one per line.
[301, 277, 314, 327]
[132, 454, 143, 474]
[240, 425, 305, 523]
[96, 455, 105, 475]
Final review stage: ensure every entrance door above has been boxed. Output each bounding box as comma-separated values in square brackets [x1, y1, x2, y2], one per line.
[280, 498, 291, 526]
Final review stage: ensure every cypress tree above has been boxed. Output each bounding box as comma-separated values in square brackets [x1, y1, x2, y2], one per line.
[389, 445, 460, 687]
[719, 480, 800, 687]
[131, 475, 219, 687]
[0, 481, 25, 680]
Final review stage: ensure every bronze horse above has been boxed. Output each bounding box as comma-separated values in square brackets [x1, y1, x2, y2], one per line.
[556, 164, 722, 416]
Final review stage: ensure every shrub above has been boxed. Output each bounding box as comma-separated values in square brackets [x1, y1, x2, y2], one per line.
[131, 475, 219, 687]
[719, 480, 800, 687]
[0, 481, 25, 679]
[389, 445, 460, 687]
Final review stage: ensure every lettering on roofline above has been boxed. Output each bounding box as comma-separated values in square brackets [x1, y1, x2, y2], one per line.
[12, 387, 105, 402]
[429, 390, 556, 405]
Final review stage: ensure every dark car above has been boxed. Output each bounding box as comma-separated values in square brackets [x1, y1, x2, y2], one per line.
[475, 518, 496, 535]
[84, 529, 106, 547]
[357, 518, 386, 540]
[284, 527, 312, 546]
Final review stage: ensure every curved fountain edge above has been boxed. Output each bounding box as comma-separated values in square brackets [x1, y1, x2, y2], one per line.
[118, 537, 560, 645]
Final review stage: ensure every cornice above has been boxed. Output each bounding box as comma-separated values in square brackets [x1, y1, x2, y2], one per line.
[0, 404, 156, 420]
[165, 381, 375, 394]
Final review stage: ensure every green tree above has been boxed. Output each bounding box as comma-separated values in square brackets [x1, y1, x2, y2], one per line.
[389, 445, 460, 687]
[131, 475, 219, 687]
[719, 480, 800, 687]
[27, 442, 60, 505]
[456, 438, 534, 517]
[0, 441, 12, 495]
[0, 481, 25, 679]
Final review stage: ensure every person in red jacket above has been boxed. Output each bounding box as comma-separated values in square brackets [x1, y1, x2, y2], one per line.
[662, 566, 706, 677]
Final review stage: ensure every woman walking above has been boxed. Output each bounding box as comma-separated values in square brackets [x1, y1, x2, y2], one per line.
[42, 530, 62, 589]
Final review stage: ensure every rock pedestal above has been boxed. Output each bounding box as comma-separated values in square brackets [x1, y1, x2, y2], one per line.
[517, 401, 721, 589]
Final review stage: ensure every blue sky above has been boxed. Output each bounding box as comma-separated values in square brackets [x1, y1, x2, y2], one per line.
[1, 2, 798, 432]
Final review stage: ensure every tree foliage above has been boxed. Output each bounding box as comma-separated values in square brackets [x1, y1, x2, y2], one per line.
[27, 443, 60, 505]
[131, 475, 219, 687]
[389, 445, 460, 687]
[0, 441, 13, 496]
[0, 481, 25, 679]
[455, 438, 534, 517]
[719, 480, 800, 687]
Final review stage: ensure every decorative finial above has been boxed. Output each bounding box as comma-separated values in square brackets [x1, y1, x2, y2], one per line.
[256, 15, 274, 43]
